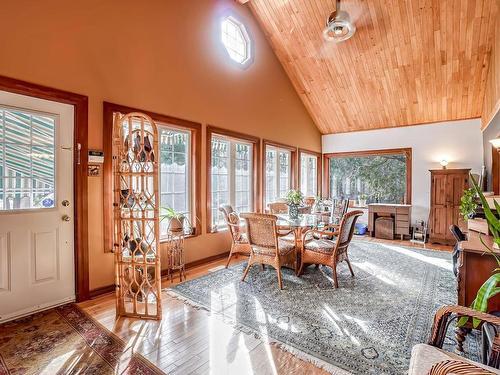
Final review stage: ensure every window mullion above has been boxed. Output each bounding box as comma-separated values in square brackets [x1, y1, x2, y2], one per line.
[229, 141, 236, 208]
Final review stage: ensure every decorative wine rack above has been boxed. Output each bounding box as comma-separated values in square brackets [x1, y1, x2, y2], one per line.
[113, 112, 162, 320]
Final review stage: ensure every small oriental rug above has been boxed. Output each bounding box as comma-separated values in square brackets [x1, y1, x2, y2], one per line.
[0, 304, 163, 375]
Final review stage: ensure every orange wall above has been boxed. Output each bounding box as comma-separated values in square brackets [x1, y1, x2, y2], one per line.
[0, 0, 320, 290]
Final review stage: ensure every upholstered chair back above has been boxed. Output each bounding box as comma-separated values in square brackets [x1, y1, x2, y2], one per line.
[337, 210, 363, 248]
[331, 199, 349, 223]
[241, 213, 278, 249]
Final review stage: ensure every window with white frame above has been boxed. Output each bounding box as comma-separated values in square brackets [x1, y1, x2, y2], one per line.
[300, 153, 318, 197]
[211, 135, 253, 230]
[159, 126, 191, 237]
[0, 107, 56, 211]
[265, 146, 291, 205]
[220, 15, 252, 66]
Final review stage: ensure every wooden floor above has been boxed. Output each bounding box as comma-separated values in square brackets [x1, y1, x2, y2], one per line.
[79, 237, 452, 375]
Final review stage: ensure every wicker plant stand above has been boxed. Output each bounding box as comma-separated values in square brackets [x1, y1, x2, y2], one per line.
[166, 229, 186, 282]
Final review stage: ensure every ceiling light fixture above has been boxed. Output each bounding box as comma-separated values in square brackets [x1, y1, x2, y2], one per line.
[323, 0, 356, 43]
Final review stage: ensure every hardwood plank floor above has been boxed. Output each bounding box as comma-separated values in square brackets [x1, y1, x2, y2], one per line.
[79, 237, 452, 374]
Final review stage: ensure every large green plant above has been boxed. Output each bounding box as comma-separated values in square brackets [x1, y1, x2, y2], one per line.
[458, 175, 500, 328]
[459, 187, 478, 221]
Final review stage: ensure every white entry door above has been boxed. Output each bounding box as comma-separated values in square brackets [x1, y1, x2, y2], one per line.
[0, 90, 75, 323]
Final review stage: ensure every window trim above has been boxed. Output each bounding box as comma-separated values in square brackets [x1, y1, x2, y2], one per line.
[323, 148, 412, 204]
[262, 139, 297, 210]
[103, 102, 202, 252]
[298, 148, 321, 198]
[206, 125, 260, 233]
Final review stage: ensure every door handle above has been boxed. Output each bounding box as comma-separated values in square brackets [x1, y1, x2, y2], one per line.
[62, 215, 71, 222]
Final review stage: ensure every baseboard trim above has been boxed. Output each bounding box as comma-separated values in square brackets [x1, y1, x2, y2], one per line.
[89, 284, 115, 299]
[88, 251, 230, 299]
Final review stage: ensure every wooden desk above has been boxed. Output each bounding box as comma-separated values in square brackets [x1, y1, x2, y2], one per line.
[368, 204, 411, 240]
[458, 231, 500, 311]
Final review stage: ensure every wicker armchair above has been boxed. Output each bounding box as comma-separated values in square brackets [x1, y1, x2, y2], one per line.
[298, 210, 363, 288]
[240, 213, 297, 290]
[219, 205, 251, 268]
[409, 305, 500, 374]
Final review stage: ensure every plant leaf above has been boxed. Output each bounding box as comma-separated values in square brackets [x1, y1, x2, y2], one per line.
[470, 176, 500, 232]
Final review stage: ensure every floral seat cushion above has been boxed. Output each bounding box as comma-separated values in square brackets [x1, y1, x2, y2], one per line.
[252, 238, 295, 256]
[304, 239, 336, 254]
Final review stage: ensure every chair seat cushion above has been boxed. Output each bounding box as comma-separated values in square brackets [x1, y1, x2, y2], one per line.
[252, 238, 295, 256]
[408, 344, 500, 375]
[304, 238, 336, 254]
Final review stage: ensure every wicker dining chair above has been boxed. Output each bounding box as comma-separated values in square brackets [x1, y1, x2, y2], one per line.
[267, 202, 288, 214]
[240, 213, 296, 290]
[298, 210, 363, 288]
[408, 305, 500, 374]
[219, 205, 251, 268]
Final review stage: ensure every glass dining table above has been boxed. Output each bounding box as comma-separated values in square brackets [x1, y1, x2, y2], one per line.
[276, 213, 338, 273]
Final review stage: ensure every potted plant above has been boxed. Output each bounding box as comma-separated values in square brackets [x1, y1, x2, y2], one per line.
[458, 175, 500, 328]
[459, 187, 478, 221]
[161, 207, 185, 233]
[358, 194, 368, 207]
[286, 190, 304, 219]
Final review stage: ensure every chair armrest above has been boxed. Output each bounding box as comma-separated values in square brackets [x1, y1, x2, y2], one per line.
[429, 305, 500, 350]
[428, 359, 496, 375]
[302, 229, 339, 243]
[277, 229, 294, 237]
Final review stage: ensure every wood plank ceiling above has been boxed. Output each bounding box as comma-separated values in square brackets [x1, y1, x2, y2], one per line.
[247, 0, 499, 134]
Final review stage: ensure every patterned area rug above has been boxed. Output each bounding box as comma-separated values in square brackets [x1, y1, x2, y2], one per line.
[169, 240, 481, 375]
[0, 304, 162, 375]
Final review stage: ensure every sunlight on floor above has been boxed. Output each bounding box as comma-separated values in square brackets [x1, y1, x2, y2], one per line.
[41, 350, 77, 375]
[380, 243, 452, 271]
[352, 260, 397, 286]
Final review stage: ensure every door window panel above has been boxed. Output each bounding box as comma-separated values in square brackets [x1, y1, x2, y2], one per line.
[0, 108, 56, 210]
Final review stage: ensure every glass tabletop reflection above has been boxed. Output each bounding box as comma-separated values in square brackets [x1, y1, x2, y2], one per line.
[276, 213, 334, 229]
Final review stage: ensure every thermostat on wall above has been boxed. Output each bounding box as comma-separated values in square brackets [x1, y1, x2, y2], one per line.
[88, 150, 104, 163]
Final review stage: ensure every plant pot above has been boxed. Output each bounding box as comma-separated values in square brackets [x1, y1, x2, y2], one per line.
[358, 199, 367, 207]
[288, 204, 299, 220]
[169, 217, 185, 233]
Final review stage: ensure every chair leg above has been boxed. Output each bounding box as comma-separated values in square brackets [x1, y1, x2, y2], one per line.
[332, 263, 339, 288]
[297, 260, 304, 276]
[241, 260, 253, 282]
[225, 250, 233, 268]
[276, 266, 283, 290]
[346, 257, 355, 277]
[261, 263, 265, 271]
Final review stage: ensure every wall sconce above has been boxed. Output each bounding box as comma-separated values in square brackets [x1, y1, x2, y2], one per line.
[440, 159, 449, 169]
[490, 138, 500, 149]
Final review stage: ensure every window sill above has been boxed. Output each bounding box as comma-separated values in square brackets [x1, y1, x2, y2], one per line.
[208, 227, 229, 234]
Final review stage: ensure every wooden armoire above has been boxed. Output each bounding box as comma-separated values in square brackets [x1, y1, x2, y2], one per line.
[429, 169, 470, 244]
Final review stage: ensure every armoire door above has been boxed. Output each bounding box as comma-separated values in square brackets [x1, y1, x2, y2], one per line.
[446, 172, 469, 240]
[430, 173, 448, 240]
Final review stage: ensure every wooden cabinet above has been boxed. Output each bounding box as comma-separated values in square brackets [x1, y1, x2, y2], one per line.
[429, 169, 470, 244]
